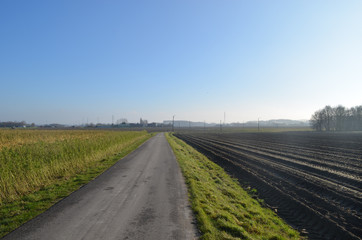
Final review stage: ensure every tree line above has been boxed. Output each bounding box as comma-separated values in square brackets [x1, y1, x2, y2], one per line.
[0, 121, 36, 128]
[310, 105, 362, 131]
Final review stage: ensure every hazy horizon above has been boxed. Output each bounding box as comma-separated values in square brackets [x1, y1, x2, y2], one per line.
[0, 118, 311, 126]
[1, 1, 361, 125]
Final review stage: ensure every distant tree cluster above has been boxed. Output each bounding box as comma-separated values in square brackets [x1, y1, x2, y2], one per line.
[0, 121, 27, 128]
[310, 105, 362, 131]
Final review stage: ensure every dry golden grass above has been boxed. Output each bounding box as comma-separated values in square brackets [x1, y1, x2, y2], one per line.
[0, 129, 107, 150]
[0, 129, 150, 204]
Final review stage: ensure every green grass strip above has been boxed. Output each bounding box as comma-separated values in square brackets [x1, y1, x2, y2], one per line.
[166, 133, 301, 240]
[0, 133, 153, 238]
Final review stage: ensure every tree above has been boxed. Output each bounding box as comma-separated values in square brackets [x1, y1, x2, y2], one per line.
[351, 105, 362, 131]
[334, 105, 346, 131]
[311, 105, 362, 131]
[321, 106, 334, 131]
[310, 110, 323, 131]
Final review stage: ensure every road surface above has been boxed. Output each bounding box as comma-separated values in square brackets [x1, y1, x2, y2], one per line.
[3, 133, 198, 240]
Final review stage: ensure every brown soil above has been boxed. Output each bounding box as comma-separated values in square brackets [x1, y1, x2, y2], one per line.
[175, 132, 362, 240]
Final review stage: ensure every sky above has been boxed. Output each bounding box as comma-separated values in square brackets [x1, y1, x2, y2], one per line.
[1, 0, 361, 125]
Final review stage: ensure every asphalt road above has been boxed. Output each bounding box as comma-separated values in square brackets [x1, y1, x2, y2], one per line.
[3, 133, 198, 240]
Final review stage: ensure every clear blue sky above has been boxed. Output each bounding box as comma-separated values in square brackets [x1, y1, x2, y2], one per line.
[1, 1, 361, 124]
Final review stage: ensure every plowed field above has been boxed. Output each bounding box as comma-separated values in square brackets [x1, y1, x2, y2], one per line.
[175, 132, 362, 240]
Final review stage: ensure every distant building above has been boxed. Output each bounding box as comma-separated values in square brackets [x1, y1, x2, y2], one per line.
[140, 118, 148, 126]
[147, 122, 157, 127]
[116, 118, 128, 124]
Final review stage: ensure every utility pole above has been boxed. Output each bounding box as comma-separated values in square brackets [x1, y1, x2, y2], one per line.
[172, 115, 175, 132]
[258, 118, 260, 132]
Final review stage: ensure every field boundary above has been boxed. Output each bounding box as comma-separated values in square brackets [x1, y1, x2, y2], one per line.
[174, 132, 362, 240]
[166, 133, 301, 240]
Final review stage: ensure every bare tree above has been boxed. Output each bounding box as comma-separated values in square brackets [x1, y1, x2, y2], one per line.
[334, 105, 346, 131]
[352, 105, 362, 130]
[310, 110, 323, 131]
[311, 105, 362, 131]
[321, 106, 334, 131]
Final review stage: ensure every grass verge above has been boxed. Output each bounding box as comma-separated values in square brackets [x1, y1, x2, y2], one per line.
[0, 131, 153, 238]
[166, 133, 301, 240]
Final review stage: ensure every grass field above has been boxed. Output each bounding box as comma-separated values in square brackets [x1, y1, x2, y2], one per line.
[166, 133, 301, 240]
[0, 129, 152, 237]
